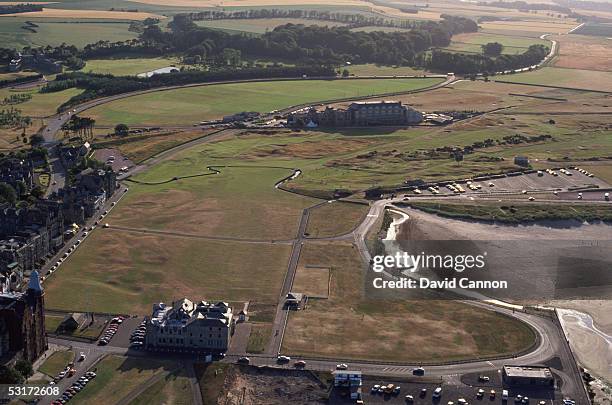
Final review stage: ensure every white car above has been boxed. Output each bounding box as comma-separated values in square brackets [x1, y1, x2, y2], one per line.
[336, 363, 349, 370]
[78, 352, 86, 361]
[277, 355, 291, 362]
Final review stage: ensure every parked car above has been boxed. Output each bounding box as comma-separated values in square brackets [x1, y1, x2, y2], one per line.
[238, 356, 250, 364]
[336, 363, 349, 370]
[412, 367, 425, 376]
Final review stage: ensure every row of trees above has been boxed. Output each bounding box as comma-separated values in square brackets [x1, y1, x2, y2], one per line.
[61, 115, 96, 141]
[428, 44, 549, 74]
[0, 3, 42, 14]
[154, 14, 478, 66]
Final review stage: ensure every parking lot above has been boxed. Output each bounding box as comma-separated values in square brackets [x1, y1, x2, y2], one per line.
[401, 167, 611, 202]
[330, 370, 563, 405]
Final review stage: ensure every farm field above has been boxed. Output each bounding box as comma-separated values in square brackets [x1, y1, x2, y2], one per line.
[0, 87, 82, 117]
[499, 67, 612, 92]
[0, 71, 38, 82]
[480, 20, 579, 34]
[282, 241, 536, 362]
[70, 356, 176, 404]
[80, 57, 181, 76]
[195, 17, 346, 34]
[84, 78, 445, 126]
[344, 63, 428, 76]
[442, 32, 549, 55]
[0, 8, 163, 20]
[0, 17, 138, 48]
[551, 34, 612, 72]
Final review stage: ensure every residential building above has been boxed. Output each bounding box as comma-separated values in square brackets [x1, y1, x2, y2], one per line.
[0, 157, 34, 192]
[333, 370, 363, 400]
[145, 299, 233, 352]
[0, 270, 47, 363]
[514, 156, 530, 167]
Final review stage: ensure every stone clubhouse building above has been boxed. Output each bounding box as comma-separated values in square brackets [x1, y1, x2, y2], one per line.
[145, 299, 233, 352]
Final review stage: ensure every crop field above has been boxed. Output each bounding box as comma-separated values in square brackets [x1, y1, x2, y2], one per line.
[0, 17, 138, 48]
[81, 57, 181, 76]
[0, 87, 82, 117]
[0, 8, 163, 20]
[480, 20, 579, 35]
[442, 32, 549, 55]
[70, 356, 177, 404]
[195, 18, 346, 34]
[499, 67, 612, 92]
[84, 78, 444, 126]
[551, 34, 612, 72]
[282, 241, 536, 362]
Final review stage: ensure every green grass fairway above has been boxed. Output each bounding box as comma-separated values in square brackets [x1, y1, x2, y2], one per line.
[499, 67, 612, 92]
[195, 18, 346, 34]
[81, 57, 181, 76]
[283, 241, 536, 362]
[128, 368, 193, 405]
[0, 17, 138, 48]
[44, 231, 291, 314]
[70, 356, 176, 405]
[0, 87, 82, 117]
[85, 78, 444, 126]
[306, 201, 368, 238]
[38, 350, 74, 377]
[113, 166, 318, 240]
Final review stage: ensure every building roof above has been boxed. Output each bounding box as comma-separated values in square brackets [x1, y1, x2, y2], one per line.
[503, 366, 553, 379]
[27, 270, 42, 292]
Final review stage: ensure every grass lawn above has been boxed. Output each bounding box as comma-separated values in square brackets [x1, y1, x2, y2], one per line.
[194, 363, 230, 405]
[306, 201, 368, 238]
[246, 323, 272, 353]
[45, 314, 64, 333]
[71, 355, 176, 405]
[195, 18, 346, 34]
[81, 57, 182, 77]
[282, 241, 536, 362]
[0, 87, 82, 117]
[0, 17, 138, 49]
[85, 78, 444, 126]
[38, 350, 74, 377]
[128, 368, 193, 405]
[497, 67, 612, 92]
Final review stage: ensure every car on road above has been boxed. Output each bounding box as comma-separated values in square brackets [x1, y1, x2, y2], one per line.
[294, 360, 306, 368]
[78, 352, 86, 361]
[336, 363, 349, 370]
[371, 385, 380, 393]
[478, 375, 489, 382]
[276, 355, 291, 363]
[404, 394, 414, 402]
[238, 356, 250, 364]
[412, 367, 425, 376]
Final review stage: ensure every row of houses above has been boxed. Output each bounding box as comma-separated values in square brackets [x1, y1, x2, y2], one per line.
[9, 52, 62, 74]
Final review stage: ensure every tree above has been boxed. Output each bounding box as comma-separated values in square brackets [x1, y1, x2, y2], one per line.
[0, 183, 17, 204]
[342, 69, 350, 77]
[114, 123, 129, 136]
[14, 360, 33, 379]
[29, 133, 44, 146]
[482, 42, 503, 56]
[0, 365, 25, 384]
